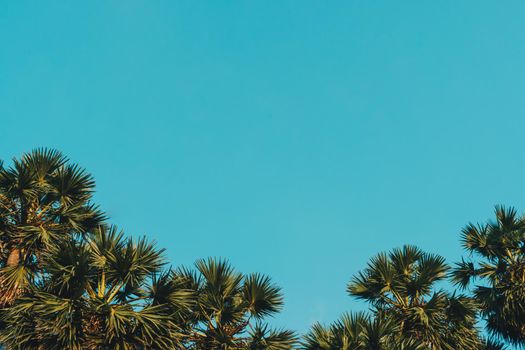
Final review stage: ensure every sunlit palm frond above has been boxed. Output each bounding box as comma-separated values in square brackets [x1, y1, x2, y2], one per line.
[455, 206, 525, 346]
[243, 273, 284, 318]
[48, 164, 95, 207]
[22, 148, 67, 183]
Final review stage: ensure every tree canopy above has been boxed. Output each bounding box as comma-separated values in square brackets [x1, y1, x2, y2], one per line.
[0, 149, 523, 349]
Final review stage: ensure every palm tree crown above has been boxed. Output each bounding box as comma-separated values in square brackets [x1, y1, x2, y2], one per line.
[302, 311, 424, 350]
[0, 149, 104, 305]
[347, 245, 481, 350]
[0, 225, 179, 349]
[165, 258, 297, 349]
[452, 206, 525, 347]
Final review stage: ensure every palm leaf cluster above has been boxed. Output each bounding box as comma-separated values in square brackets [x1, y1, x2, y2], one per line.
[151, 258, 296, 350]
[452, 206, 525, 347]
[0, 226, 179, 349]
[349, 245, 481, 349]
[2, 149, 525, 350]
[0, 149, 104, 305]
[0, 149, 295, 350]
[303, 311, 424, 350]
[303, 246, 483, 350]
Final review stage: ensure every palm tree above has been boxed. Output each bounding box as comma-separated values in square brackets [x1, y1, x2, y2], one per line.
[153, 258, 297, 350]
[0, 225, 183, 349]
[302, 311, 424, 350]
[347, 245, 481, 350]
[0, 149, 105, 305]
[1, 149, 295, 349]
[452, 206, 525, 347]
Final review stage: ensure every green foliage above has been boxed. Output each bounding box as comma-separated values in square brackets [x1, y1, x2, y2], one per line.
[302, 311, 425, 350]
[3, 149, 525, 350]
[452, 206, 525, 347]
[344, 246, 481, 350]
[0, 148, 105, 305]
[170, 258, 296, 349]
[0, 225, 179, 349]
[0, 149, 296, 350]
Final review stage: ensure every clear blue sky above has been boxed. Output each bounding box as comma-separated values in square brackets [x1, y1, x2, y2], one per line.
[2, 1, 525, 333]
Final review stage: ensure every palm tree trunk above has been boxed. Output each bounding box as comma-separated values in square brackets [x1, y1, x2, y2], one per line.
[0, 248, 22, 306]
[6, 248, 20, 266]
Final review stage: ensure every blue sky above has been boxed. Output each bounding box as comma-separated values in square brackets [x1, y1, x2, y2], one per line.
[2, 1, 525, 333]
